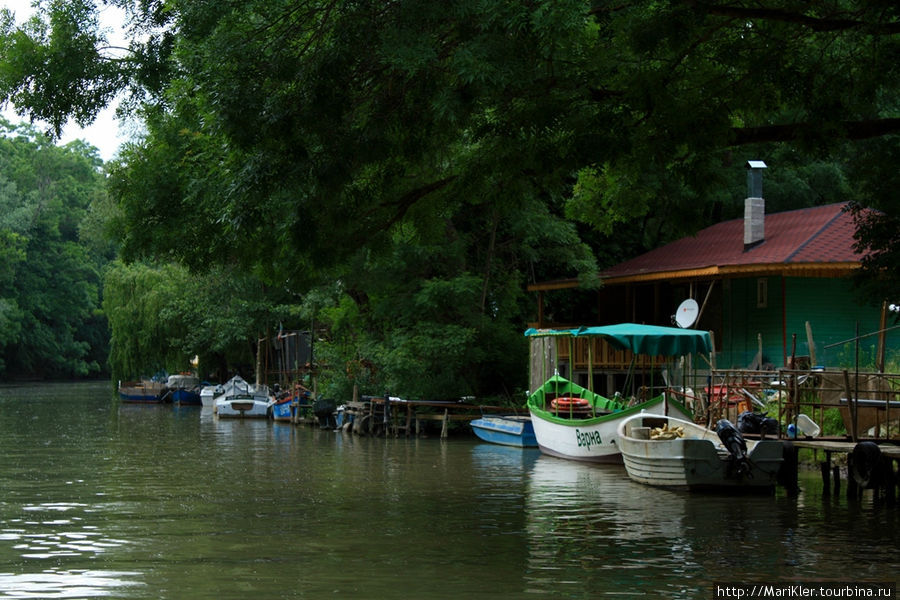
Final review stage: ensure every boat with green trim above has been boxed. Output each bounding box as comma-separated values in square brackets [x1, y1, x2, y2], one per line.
[527, 374, 693, 463]
[525, 324, 712, 463]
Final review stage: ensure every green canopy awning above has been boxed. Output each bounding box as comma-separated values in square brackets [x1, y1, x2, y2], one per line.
[525, 323, 711, 357]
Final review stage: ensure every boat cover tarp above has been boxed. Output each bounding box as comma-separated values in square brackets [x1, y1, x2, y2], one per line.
[524, 323, 711, 357]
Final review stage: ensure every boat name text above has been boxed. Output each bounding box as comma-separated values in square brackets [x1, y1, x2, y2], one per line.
[575, 429, 602, 450]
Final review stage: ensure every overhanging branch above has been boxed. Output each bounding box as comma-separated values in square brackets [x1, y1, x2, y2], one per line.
[699, 3, 900, 34]
[730, 118, 900, 145]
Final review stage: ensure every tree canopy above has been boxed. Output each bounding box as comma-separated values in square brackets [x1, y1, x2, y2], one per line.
[1, 0, 897, 394]
[0, 119, 110, 379]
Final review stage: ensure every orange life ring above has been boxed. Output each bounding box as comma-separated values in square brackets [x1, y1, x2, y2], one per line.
[550, 397, 591, 411]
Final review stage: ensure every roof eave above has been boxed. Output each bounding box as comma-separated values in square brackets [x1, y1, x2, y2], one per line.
[528, 262, 861, 291]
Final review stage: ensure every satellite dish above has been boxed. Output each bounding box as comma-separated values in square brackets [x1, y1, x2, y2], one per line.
[674, 298, 699, 328]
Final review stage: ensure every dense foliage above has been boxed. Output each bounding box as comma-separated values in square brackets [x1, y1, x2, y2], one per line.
[0, 119, 111, 379]
[102, 260, 302, 381]
[1, 1, 897, 395]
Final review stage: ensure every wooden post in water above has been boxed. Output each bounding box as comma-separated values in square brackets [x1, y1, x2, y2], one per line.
[847, 449, 860, 501]
[885, 463, 896, 505]
[821, 458, 831, 496]
[778, 442, 800, 497]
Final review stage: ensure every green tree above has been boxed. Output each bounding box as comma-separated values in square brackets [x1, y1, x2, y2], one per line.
[4, 1, 897, 392]
[0, 120, 109, 379]
[103, 259, 301, 382]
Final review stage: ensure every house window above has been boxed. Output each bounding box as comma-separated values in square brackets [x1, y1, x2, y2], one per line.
[757, 278, 768, 308]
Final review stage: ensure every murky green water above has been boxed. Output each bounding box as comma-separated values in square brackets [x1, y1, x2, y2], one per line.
[0, 382, 897, 599]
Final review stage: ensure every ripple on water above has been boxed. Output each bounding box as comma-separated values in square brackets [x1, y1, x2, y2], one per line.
[0, 569, 144, 598]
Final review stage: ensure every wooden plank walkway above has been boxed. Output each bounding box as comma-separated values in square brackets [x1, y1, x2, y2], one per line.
[364, 396, 526, 438]
[790, 439, 900, 458]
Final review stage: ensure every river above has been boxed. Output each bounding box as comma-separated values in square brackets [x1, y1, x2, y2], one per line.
[0, 382, 896, 599]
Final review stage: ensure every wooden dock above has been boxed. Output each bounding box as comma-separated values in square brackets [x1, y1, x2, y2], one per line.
[790, 438, 900, 458]
[780, 437, 900, 503]
[342, 396, 521, 439]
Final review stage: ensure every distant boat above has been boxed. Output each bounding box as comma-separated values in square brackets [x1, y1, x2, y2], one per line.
[214, 375, 273, 418]
[200, 383, 222, 408]
[471, 415, 537, 448]
[271, 384, 313, 422]
[166, 374, 202, 406]
[617, 413, 783, 492]
[118, 379, 167, 403]
[271, 397, 293, 422]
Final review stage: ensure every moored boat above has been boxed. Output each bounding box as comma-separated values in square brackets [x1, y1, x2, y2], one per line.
[271, 383, 314, 423]
[271, 397, 293, 422]
[617, 413, 783, 491]
[214, 375, 273, 418]
[200, 383, 222, 408]
[525, 323, 711, 463]
[166, 374, 202, 406]
[118, 379, 167, 403]
[471, 415, 538, 448]
[526, 375, 692, 462]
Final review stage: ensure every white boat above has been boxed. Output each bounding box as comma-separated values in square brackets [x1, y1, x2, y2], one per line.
[617, 413, 783, 491]
[200, 384, 222, 408]
[525, 323, 712, 463]
[214, 375, 273, 418]
[526, 375, 693, 463]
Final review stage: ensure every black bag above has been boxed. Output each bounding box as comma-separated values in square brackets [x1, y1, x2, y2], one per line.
[737, 410, 778, 435]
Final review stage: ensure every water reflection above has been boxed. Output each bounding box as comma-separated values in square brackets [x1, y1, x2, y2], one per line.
[6, 501, 130, 560]
[525, 456, 806, 598]
[0, 570, 143, 598]
[1, 496, 142, 597]
[0, 383, 899, 599]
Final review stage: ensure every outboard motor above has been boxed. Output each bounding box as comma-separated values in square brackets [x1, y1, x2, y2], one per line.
[716, 419, 752, 478]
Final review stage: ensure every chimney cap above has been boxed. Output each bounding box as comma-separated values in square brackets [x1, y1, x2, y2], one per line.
[746, 160, 767, 170]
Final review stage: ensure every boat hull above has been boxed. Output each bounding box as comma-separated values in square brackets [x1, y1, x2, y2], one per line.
[172, 388, 202, 406]
[200, 385, 221, 408]
[529, 397, 693, 463]
[118, 381, 167, 403]
[213, 376, 272, 418]
[271, 399, 294, 422]
[618, 414, 783, 491]
[471, 416, 537, 448]
[215, 396, 270, 418]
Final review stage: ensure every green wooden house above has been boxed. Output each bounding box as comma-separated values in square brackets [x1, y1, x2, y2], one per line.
[529, 200, 894, 377]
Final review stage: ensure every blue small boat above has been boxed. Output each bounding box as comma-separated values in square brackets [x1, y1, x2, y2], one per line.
[166, 374, 202, 406]
[271, 397, 294, 422]
[471, 415, 538, 448]
[118, 379, 167, 403]
[171, 387, 202, 405]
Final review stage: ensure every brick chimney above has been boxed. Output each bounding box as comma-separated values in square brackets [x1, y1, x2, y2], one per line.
[744, 160, 767, 250]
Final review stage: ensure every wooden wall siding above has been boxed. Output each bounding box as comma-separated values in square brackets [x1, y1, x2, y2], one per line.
[785, 278, 884, 366]
[556, 337, 660, 370]
[722, 277, 785, 368]
[529, 336, 558, 393]
[722, 276, 889, 369]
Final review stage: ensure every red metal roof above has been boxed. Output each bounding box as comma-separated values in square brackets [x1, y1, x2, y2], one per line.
[600, 202, 862, 281]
